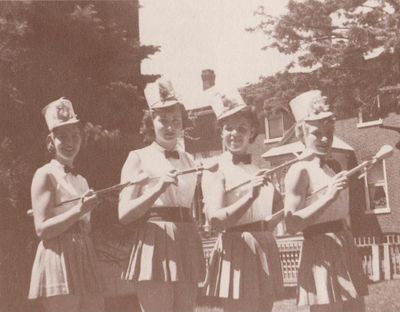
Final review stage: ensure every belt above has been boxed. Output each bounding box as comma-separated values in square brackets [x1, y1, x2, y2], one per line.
[225, 220, 270, 233]
[142, 206, 193, 223]
[303, 220, 346, 239]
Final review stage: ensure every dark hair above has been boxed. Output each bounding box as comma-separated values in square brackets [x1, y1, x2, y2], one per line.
[140, 103, 190, 144]
[216, 105, 259, 143]
[46, 134, 56, 156]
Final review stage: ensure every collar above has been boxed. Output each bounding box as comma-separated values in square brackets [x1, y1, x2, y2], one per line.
[50, 159, 68, 177]
[50, 159, 78, 177]
[151, 141, 179, 154]
[232, 153, 251, 165]
[224, 151, 252, 165]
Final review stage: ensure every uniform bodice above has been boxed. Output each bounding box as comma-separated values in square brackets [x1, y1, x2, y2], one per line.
[126, 142, 197, 209]
[217, 152, 278, 226]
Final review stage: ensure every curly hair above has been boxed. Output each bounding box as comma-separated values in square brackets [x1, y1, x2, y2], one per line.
[46, 134, 56, 156]
[216, 105, 259, 143]
[140, 103, 190, 144]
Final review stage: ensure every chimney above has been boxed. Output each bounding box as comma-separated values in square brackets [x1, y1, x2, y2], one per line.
[201, 69, 216, 91]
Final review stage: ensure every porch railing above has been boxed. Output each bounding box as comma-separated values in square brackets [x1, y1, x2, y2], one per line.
[201, 233, 400, 286]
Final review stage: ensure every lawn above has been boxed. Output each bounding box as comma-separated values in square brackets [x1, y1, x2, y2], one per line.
[195, 280, 400, 312]
[43, 279, 399, 312]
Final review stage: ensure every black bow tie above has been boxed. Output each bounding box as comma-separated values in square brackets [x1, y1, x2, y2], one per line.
[64, 166, 78, 176]
[164, 150, 180, 159]
[232, 153, 251, 165]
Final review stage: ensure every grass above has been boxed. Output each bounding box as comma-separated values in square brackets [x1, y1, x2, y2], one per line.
[195, 280, 400, 312]
[26, 279, 396, 312]
[19, 279, 400, 311]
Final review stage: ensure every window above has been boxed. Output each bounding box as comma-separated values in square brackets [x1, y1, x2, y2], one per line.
[265, 114, 284, 143]
[357, 95, 383, 128]
[271, 166, 289, 237]
[364, 160, 390, 214]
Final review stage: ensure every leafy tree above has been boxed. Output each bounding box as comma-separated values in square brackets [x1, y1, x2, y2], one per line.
[246, 0, 400, 118]
[0, 1, 158, 310]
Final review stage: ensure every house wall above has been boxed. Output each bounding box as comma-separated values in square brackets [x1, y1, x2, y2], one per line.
[185, 102, 400, 236]
[335, 116, 400, 235]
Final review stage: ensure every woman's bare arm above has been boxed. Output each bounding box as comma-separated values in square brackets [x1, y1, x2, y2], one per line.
[284, 165, 347, 234]
[32, 168, 96, 240]
[118, 152, 176, 224]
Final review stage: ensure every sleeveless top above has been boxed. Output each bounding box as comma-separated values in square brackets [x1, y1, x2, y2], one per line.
[45, 159, 91, 228]
[125, 142, 197, 209]
[217, 152, 278, 226]
[287, 160, 349, 225]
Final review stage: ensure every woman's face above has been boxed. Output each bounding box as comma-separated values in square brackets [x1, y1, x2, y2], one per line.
[303, 119, 334, 156]
[221, 114, 254, 154]
[152, 105, 183, 148]
[52, 124, 82, 164]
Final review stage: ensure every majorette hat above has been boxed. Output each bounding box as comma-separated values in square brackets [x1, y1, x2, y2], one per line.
[209, 87, 247, 121]
[144, 78, 181, 109]
[289, 90, 333, 123]
[42, 97, 79, 131]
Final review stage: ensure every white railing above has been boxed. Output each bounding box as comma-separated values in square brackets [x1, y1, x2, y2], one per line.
[201, 233, 400, 286]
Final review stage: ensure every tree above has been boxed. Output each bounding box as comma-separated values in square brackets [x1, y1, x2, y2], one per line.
[1, 1, 159, 150]
[0, 2, 159, 310]
[247, 0, 400, 117]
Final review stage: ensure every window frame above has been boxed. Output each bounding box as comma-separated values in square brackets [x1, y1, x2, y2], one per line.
[364, 159, 391, 215]
[357, 95, 383, 128]
[264, 113, 284, 143]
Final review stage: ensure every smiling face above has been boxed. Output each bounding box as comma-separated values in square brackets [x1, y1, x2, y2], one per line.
[303, 118, 335, 156]
[152, 105, 183, 149]
[221, 114, 255, 154]
[51, 124, 82, 165]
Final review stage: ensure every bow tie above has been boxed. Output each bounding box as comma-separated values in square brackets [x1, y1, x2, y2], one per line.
[164, 150, 180, 159]
[64, 166, 78, 176]
[232, 153, 251, 165]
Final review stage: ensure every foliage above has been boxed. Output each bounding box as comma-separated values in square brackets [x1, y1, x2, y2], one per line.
[246, 0, 400, 118]
[0, 1, 158, 309]
[1, 1, 158, 143]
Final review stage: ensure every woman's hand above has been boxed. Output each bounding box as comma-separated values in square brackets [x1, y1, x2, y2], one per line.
[79, 189, 99, 214]
[157, 169, 178, 193]
[325, 171, 348, 202]
[249, 171, 268, 199]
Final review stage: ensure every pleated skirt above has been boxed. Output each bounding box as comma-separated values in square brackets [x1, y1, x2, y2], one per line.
[297, 228, 368, 306]
[28, 233, 104, 299]
[204, 230, 283, 300]
[123, 221, 206, 283]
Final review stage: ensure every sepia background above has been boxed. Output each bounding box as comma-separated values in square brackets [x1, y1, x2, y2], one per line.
[1, 0, 400, 311]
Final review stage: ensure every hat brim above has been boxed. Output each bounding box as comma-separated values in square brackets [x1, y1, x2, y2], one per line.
[303, 111, 334, 122]
[151, 100, 180, 109]
[217, 105, 247, 121]
[50, 118, 80, 131]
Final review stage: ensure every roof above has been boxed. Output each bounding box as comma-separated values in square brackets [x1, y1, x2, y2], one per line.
[262, 136, 354, 159]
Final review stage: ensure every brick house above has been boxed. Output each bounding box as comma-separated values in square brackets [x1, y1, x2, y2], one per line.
[261, 94, 400, 282]
[185, 76, 400, 281]
[185, 72, 400, 237]
[262, 96, 400, 237]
